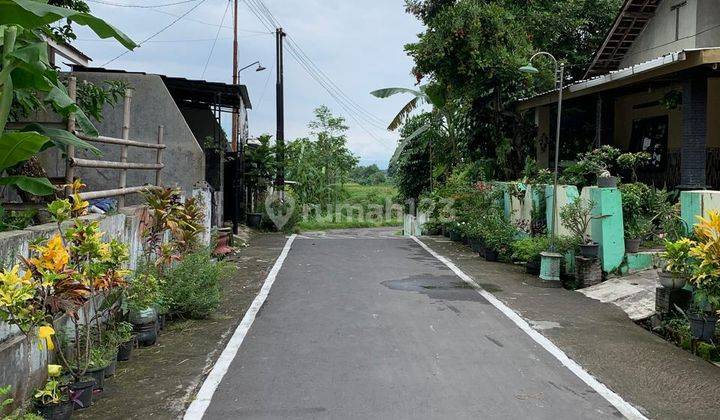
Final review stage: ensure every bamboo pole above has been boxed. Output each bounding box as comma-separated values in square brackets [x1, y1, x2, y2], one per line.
[156, 125, 164, 187]
[65, 76, 77, 196]
[74, 133, 165, 149]
[70, 158, 163, 170]
[118, 89, 133, 208]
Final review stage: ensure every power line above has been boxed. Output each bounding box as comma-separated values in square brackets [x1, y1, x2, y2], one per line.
[87, 0, 200, 8]
[255, 63, 274, 111]
[201, 0, 231, 78]
[101, 0, 209, 66]
[77, 35, 263, 43]
[242, 0, 393, 146]
[245, 0, 388, 127]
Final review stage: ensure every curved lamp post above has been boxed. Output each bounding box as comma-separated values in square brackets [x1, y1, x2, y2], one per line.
[520, 52, 565, 281]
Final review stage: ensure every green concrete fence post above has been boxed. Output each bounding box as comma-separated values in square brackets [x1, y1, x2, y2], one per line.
[590, 187, 625, 273]
[680, 190, 720, 234]
[545, 185, 579, 237]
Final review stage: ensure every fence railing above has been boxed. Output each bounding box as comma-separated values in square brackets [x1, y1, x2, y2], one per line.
[65, 76, 166, 207]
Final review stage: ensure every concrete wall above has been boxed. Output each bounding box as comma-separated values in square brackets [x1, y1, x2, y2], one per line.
[620, 0, 699, 68]
[39, 72, 206, 205]
[0, 207, 146, 404]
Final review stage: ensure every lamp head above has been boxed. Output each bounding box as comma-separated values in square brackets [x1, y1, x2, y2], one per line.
[256, 64, 267, 72]
[519, 64, 539, 74]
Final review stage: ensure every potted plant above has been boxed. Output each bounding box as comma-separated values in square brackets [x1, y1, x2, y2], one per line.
[511, 236, 550, 275]
[480, 210, 516, 262]
[686, 212, 720, 341]
[560, 198, 604, 258]
[617, 152, 651, 183]
[126, 271, 162, 347]
[106, 321, 135, 362]
[33, 375, 73, 420]
[624, 217, 651, 254]
[1, 385, 44, 420]
[659, 238, 693, 290]
[576, 146, 621, 188]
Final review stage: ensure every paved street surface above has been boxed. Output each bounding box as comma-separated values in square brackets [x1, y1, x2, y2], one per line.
[202, 229, 624, 419]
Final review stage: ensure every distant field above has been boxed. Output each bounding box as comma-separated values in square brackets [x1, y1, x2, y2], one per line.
[296, 183, 403, 231]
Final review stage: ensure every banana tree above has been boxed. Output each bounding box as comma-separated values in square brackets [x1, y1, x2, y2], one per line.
[0, 0, 136, 197]
[371, 83, 458, 181]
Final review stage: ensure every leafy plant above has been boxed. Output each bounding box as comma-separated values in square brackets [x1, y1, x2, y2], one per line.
[75, 79, 128, 122]
[162, 250, 227, 319]
[661, 238, 695, 278]
[617, 152, 651, 182]
[560, 198, 602, 244]
[689, 211, 720, 312]
[0, 0, 137, 198]
[624, 216, 653, 241]
[511, 236, 550, 263]
[32, 379, 66, 406]
[479, 208, 517, 257]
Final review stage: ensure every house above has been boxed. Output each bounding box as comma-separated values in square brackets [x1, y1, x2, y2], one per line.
[518, 0, 720, 189]
[60, 66, 251, 227]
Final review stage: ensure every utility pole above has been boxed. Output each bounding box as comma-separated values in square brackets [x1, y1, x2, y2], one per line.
[231, 0, 239, 152]
[275, 27, 285, 191]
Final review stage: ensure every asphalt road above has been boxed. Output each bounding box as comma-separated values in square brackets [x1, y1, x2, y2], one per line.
[202, 230, 625, 419]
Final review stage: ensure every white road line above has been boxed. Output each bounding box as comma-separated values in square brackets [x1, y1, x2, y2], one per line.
[411, 236, 649, 420]
[184, 234, 297, 420]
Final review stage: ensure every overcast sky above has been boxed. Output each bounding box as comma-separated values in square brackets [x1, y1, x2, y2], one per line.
[71, 0, 425, 169]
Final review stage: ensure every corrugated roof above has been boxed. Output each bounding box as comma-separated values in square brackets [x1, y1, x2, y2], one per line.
[70, 66, 251, 110]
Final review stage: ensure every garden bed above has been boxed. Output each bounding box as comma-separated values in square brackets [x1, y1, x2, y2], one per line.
[73, 231, 288, 419]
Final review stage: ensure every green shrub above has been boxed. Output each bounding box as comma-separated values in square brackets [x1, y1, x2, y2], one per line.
[162, 250, 229, 319]
[511, 236, 549, 263]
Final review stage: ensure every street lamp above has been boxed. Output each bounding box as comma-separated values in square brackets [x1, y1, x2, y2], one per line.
[520, 52, 565, 281]
[238, 61, 267, 79]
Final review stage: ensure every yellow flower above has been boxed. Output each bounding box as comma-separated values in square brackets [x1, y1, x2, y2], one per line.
[38, 325, 55, 351]
[47, 364, 62, 377]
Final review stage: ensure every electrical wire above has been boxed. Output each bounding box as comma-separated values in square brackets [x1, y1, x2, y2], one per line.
[201, 0, 231, 78]
[255, 63, 274, 111]
[246, 0, 387, 127]
[241, 0, 394, 149]
[101, 0, 209, 66]
[88, 0, 201, 8]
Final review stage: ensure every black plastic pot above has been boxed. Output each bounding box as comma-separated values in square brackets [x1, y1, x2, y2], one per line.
[70, 378, 95, 409]
[131, 307, 159, 347]
[104, 359, 117, 378]
[484, 248, 499, 262]
[580, 242, 600, 259]
[625, 238, 641, 254]
[86, 366, 106, 391]
[688, 312, 718, 341]
[117, 339, 134, 362]
[526, 260, 541, 275]
[158, 313, 166, 332]
[247, 213, 262, 228]
[442, 227, 450, 238]
[36, 400, 74, 420]
[597, 176, 618, 188]
[470, 239, 483, 253]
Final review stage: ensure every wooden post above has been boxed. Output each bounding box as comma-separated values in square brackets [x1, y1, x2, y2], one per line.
[156, 125, 164, 187]
[118, 89, 133, 207]
[65, 76, 77, 197]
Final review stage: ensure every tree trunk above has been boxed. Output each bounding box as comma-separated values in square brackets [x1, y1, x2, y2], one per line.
[5, 156, 57, 203]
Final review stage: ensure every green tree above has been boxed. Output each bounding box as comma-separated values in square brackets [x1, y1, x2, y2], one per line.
[391, 112, 436, 202]
[285, 106, 359, 205]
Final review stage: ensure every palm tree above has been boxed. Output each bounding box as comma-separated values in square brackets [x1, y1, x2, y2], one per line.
[371, 84, 458, 176]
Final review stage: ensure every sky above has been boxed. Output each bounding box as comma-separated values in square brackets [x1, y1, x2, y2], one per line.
[71, 0, 426, 169]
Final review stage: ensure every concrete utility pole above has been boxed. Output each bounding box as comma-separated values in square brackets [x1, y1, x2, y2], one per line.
[231, 0, 239, 152]
[275, 27, 286, 191]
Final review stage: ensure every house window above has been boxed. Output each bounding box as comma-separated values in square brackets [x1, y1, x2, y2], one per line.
[671, 1, 688, 41]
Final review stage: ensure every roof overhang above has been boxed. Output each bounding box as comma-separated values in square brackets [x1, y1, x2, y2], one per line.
[517, 48, 720, 111]
[70, 66, 251, 110]
[585, 0, 663, 78]
[46, 37, 92, 67]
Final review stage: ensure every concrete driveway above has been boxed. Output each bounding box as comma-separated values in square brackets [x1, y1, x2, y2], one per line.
[195, 229, 632, 419]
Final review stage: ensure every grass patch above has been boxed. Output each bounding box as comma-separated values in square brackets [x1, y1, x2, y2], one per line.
[296, 183, 403, 232]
